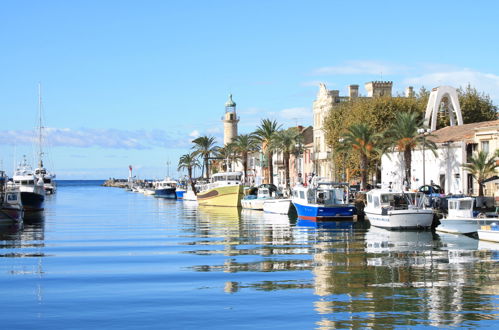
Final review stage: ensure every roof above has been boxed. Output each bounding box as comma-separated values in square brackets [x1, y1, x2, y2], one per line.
[428, 119, 499, 144]
[225, 94, 236, 107]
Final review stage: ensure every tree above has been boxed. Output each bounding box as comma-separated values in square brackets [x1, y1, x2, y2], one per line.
[325, 96, 427, 182]
[269, 128, 303, 191]
[385, 112, 437, 190]
[191, 136, 218, 179]
[177, 152, 200, 194]
[215, 143, 241, 172]
[253, 119, 281, 185]
[458, 84, 498, 124]
[337, 123, 383, 190]
[462, 150, 498, 196]
[232, 134, 260, 182]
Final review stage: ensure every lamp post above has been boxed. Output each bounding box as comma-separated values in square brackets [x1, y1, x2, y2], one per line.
[417, 128, 430, 188]
[338, 138, 346, 182]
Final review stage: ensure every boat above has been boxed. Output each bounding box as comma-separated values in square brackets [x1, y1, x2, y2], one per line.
[477, 223, 499, 243]
[196, 171, 244, 207]
[364, 189, 433, 229]
[153, 178, 176, 199]
[241, 184, 279, 210]
[0, 189, 23, 224]
[12, 156, 45, 212]
[263, 198, 292, 215]
[436, 197, 498, 234]
[175, 187, 186, 199]
[291, 181, 355, 221]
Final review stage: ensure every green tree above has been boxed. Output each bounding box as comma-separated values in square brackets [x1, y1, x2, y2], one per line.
[192, 135, 218, 179]
[232, 134, 260, 182]
[337, 123, 383, 190]
[385, 112, 437, 190]
[462, 150, 498, 196]
[253, 119, 281, 185]
[215, 142, 241, 172]
[269, 128, 303, 190]
[458, 84, 498, 123]
[177, 152, 200, 194]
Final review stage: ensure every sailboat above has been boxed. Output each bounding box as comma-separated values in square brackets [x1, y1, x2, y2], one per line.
[33, 84, 56, 194]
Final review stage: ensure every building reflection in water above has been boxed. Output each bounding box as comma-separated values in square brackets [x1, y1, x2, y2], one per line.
[178, 203, 499, 327]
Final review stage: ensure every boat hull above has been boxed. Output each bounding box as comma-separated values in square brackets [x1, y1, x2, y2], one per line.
[241, 198, 266, 210]
[437, 218, 498, 234]
[183, 190, 197, 201]
[365, 210, 433, 229]
[0, 207, 23, 223]
[154, 188, 176, 199]
[293, 202, 355, 221]
[197, 185, 244, 207]
[477, 228, 499, 242]
[175, 190, 186, 199]
[20, 191, 44, 212]
[263, 199, 291, 215]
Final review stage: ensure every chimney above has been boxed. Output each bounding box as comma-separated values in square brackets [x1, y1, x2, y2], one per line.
[348, 84, 359, 98]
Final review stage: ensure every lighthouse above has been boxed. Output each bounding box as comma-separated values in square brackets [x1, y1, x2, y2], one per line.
[222, 94, 239, 145]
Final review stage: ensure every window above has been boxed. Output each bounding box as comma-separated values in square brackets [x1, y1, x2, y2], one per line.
[299, 191, 305, 199]
[481, 140, 489, 154]
[459, 200, 472, 210]
[373, 196, 380, 208]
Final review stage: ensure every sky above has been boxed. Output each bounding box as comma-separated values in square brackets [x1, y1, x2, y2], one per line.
[1, 0, 499, 179]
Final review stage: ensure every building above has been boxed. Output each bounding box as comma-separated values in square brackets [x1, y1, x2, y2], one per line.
[312, 81, 400, 180]
[222, 94, 239, 145]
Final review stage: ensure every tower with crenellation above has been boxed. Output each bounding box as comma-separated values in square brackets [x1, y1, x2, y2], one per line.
[364, 81, 393, 97]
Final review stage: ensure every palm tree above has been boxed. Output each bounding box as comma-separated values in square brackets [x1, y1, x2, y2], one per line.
[232, 134, 260, 182]
[462, 150, 498, 196]
[253, 119, 281, 185]
[338, 123, 383, 190]
[270, 128, 303, 191]
[191, 136, 218, 179]
[385, 112, 436, 190]
[215, 143, 241, 172]
[177, 152, 200, 194]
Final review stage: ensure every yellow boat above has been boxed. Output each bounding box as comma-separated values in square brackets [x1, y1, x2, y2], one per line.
[197, 172, 245, 207]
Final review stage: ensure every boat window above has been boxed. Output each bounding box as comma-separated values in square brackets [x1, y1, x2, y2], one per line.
[44, 179, 51, 183]
[7, 194, 17, 201]
[367, 194, 372, 204]
[299, 191, 305, 199]
[459, 200, 472, 210]
[373, 196, 380, 208]
[28, 180, 34, 185]
[14, 181, 20, 184]
[381, 194, 394, 203]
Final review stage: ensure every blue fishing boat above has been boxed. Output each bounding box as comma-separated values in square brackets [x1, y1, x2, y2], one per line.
[292, 181, 355, 221]
[153, 178, 177, 199]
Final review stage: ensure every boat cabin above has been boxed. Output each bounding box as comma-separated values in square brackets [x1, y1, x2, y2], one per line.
[211, 172, 243, 185]
[366, 190, 425, 211]
[447, 197, 474, 218]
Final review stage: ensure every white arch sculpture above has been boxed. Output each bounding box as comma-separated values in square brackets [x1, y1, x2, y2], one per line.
[424, 86, 463, 132]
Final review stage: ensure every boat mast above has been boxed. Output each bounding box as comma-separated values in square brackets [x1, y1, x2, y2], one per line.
[37, 83, 43, 168]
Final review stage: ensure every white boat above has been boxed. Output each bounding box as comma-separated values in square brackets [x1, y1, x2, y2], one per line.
[292, 181, 355, 221]
[1, 188, 23, 224]
[364, 189, 433, 229]
[241, 185, 278, 210]
[437, 197, 498, 234]
[153, 178, 176, 199]
[12, 156, 45, 212]
[263, 198, 292, 215]
[477, 223, 499, 243]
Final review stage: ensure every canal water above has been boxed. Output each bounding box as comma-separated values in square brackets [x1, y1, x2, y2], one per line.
[0, 181, 498, 329]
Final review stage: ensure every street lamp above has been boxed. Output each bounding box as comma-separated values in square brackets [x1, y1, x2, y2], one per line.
[417, 128, 430, 188]
[338, 138, 346, 182]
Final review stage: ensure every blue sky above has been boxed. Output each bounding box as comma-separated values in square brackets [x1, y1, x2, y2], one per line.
[1, 0, 499, 179]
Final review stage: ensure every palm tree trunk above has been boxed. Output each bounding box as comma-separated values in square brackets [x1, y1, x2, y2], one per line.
[204, 157, 209, 179]
[188, 167, 197, 195]
[242, 151, 248, 184]
[478, 180, 484, 197]
[268, 151, 274, 185]
[284, 152, 290, 190]
[404, 147, 412, 190]
[360, 154, 368, 190]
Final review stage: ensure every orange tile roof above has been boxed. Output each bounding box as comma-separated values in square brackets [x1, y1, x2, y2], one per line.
[428, 120, 499, 143]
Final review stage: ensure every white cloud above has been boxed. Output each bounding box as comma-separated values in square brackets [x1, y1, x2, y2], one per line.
[0, 128, 192, 150]
[314, 60, 409, 76]
[404, 69, 499, 101]
[189, 130, 200, 138]
[279, 107, 311, 120]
